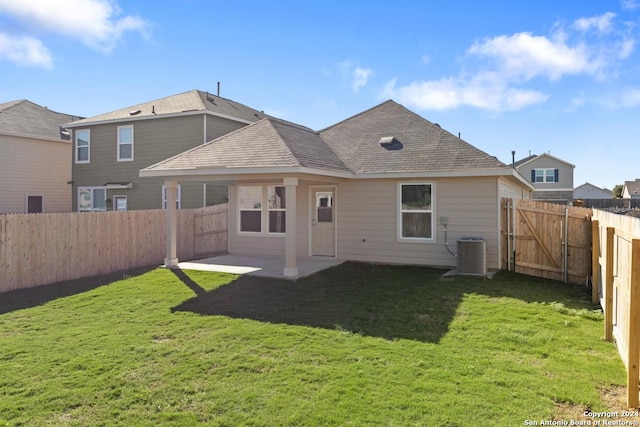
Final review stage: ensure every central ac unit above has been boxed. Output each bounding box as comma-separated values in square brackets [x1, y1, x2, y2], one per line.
[457, 237, 487, 276]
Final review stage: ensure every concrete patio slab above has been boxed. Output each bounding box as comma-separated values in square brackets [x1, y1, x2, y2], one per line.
[174, 254, 344, 279]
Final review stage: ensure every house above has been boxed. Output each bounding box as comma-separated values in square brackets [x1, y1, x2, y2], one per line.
[514, 153, 574, 204]
[0, 100, 80, 214]
[141, 100, 533, 276]
[64, 89, 267, 212]
[622, 179, 640, 199]
[573, 182, 612, 200]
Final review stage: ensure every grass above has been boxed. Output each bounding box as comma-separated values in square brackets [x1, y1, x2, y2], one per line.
[0, 262, 627, 426]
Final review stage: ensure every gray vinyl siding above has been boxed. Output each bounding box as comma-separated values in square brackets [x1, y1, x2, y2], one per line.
[72, 114, 247, 210]
[0, 135, 71, 213]
[517, 157, 573, 190]
[336, 177, 500, 269]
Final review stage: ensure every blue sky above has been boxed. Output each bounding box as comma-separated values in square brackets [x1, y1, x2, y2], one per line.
[0, 0, 638, 190]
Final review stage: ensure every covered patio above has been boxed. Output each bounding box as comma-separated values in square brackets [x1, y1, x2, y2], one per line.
[173, 254, 344, 280]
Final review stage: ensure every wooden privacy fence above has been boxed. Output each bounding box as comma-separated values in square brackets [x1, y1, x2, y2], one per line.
[501, 199, 593, 284]
[0, 204, 228, 293]
[592, 209, 640, 407]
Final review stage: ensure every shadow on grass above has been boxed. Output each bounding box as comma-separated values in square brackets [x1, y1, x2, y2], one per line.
[0, 266, 157, 315]
[172, 261, 596, 343]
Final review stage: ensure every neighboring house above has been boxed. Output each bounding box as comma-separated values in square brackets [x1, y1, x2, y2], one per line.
[0, 100, 81, 214]
[622, 179, 640, 199]
[64, 89, 267, 212]
[141, 100, 534, 276]
[514, 153, 575, 204]
[573, 182, 612, 200]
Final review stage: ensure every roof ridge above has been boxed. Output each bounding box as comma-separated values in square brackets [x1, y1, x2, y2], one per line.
[318, 99, 398, 133]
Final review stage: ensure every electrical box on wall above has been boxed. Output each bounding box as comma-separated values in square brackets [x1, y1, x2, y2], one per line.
[440, 216, 448, 225]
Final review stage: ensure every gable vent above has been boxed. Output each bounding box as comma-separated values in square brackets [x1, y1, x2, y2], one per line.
[379, 136, 403, 150]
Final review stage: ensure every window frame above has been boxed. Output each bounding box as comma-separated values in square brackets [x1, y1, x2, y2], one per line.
[113, 195, 128, 211]
[533, 168, 558, 183]
[78, 186, 107, 212]
[397, 182, 435, 243]
[117, 125, 134, 162]
[267, 185, 286, 234]
[237, 184, 288, 236]
[162, 185, 182, 210]
[75, 129, 90, 164]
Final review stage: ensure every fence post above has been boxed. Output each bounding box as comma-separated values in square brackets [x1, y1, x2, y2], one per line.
[605, 227, 614, 342]
[627, 239, 640, 408]
[591, 220, 600, 304]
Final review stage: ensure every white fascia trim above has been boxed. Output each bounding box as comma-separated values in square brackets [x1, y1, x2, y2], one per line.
[532, 188, 574, 192]
[139, 166, 353, 179]
[64, 110, 255, 128]
[516, 153, 575, 169]
[355, 168, 535, 187]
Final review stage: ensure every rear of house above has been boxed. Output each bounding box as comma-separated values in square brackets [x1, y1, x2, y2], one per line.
[515, 153, 574, 204]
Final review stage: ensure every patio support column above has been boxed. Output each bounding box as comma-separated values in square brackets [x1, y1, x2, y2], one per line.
[283, 177, 298, 277]
[164, 180, 179, 268]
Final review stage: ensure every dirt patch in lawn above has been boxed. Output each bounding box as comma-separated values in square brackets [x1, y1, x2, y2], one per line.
[553, 385, 640, 423]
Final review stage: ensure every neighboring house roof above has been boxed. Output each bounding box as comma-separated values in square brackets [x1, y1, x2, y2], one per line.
[514, 152, 576, 169]
[623, 179, 640, 197]
[0, 99, 81, 141]
[142, 100, 531, 188]
[65, 89, 267, 127]
[574, 182, 612, 199]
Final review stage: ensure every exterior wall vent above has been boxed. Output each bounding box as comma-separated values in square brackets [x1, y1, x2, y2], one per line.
[457, 237, 487, 276]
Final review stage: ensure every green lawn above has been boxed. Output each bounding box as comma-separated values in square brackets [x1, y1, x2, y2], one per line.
[0, 262, 626, 426]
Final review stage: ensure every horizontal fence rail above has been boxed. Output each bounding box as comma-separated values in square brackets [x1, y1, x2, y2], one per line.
[0, 204, 228, 293]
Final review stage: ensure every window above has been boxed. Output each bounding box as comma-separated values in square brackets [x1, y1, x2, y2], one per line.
[113, 195, 128, 211]
[532, 168, 558, 183]
[162, 185, 181, 209]
[117, 125, 134, 161]
[268, 186, 286, 233]
[75, 129, 90, 163]
[239, 186, 262, 232]
[26, 195, 43, 213]
[78, 187, 106, 211]
[398, 183, 433, 241]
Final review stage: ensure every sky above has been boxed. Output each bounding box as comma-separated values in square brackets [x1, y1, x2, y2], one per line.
[0, 0, 638, 190]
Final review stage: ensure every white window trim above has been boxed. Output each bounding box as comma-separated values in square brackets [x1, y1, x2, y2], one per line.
[534, 168, 557, 183]
[25, 194, 44, 214]
[113, 195, 128, 211]
[162, 185, 181, 210]
[117, 125, 134, 162]
[75, 129, 90, 164]
[397, 181, 436, 243]
[237, 184, 287, 237]
[78, 186, 107, 212]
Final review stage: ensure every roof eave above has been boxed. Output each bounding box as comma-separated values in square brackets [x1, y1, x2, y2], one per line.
[139, 166, 354, 180]
[64, 109, 256, 128]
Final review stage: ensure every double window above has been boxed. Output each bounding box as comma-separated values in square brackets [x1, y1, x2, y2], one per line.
[117, 125, 134, 161]
[532, 168, 558, 183]
[78, 187, 106, 212]
[75, 129, 90, 164]
[398, 183, 434, 241]
[238, 185, 286, 234]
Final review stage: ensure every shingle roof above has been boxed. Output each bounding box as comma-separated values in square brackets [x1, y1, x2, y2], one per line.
[142, 100, 510, 176]
[624, 179, 640, 196]
[514, 155, 537, 167]
[144, 117, 350, 172]
[319, 100, 506, 173]
[0, 99, 80, 141]
[65, 89, 266, 126]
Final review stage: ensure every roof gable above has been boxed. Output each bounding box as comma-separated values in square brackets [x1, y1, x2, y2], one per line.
[319, 100, 506, 174]
[65, 89, 266, 127]
[624, 179, 640, 196]
[515, 153, 575, 169]
[0, 99, 80, 141]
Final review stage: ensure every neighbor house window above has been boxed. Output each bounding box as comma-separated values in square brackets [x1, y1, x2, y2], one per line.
[162, 185, 181, 209]
[239, 186, 262, 232]
[398, 183, 434, 241]
[26, 195, 43, 213]
[75, 129, 90, 164]
[268, 186, 286, 233]
[532, 168, 558, 183]
[78, 187, 106, 212]
[117, 125, 134, 161]
[113, 195, 128, 211]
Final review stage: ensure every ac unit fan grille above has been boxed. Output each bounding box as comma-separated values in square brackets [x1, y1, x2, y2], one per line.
[457, 238, 487, 276]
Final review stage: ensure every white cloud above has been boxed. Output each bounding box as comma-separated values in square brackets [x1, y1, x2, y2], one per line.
[573, 12, 616, 34]
[421, 54, 431, 65]
[0, 33, 52, 68]
[621, 0, 640, 10]
[620, 89, 640, 107]
[467, 32, 597, 81]
[382, 75, 549, 112]
[0, 0, 148, 54]
[352, 67, 373, 92]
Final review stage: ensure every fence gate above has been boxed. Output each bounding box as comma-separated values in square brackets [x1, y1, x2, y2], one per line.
[502, 199, 592, 284]
[193, 206, 228, 259]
